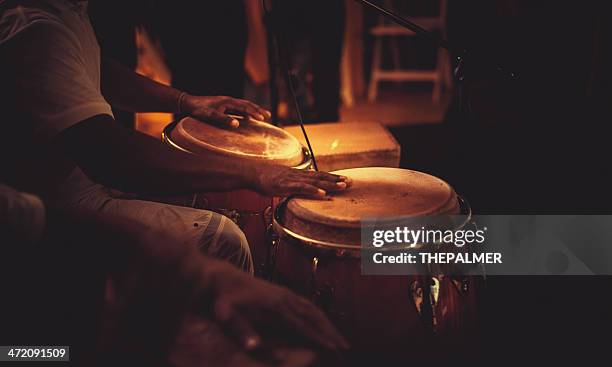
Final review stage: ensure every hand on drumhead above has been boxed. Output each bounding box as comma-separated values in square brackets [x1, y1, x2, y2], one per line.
[252, 165, 352, 198]
[200, 260, 350, 353]
[181, 95, 272, 128]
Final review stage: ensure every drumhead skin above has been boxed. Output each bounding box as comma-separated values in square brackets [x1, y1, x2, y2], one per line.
[169, 116, 304, 166]
[282, 167, 460, 246]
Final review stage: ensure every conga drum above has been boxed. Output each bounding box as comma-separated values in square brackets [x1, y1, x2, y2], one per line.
[163, 116, 312, 276]
[272, 167, 481, 362]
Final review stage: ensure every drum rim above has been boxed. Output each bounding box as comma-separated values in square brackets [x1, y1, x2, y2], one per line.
[162, 119, 313, 170]
[286, 167, 460, 228]
[273, 195, 472, 252]
[164, 116, 304, 163]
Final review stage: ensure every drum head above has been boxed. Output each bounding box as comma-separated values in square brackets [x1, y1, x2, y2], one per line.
[168, 116, 304, 166]
[282, 167, 460, 246]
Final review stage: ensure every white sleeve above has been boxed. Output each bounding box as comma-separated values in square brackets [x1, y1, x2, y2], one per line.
[0, 183, 46, 244]
[2, 21, 113, 141]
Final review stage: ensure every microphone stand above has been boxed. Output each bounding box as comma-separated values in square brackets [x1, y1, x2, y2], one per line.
[261, 0, 320, 171]
[262, 0, 280, 125]
[354, 0, 516, 121]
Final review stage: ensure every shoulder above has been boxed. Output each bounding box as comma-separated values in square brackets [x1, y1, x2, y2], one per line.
[0, 3, 77, 50]
[0, 20, 82, 72]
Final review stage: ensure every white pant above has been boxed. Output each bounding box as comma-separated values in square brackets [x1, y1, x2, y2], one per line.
[69, 185, 254, 274]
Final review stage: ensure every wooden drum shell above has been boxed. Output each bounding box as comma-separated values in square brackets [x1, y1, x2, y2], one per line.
[162, 118, 311, 277]
[271, 168, 482, 362]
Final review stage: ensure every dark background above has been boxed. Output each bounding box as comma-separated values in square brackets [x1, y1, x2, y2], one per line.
[405, 1, 612, 363]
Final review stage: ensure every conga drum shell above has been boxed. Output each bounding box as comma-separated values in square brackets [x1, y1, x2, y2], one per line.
[282, 167, 460, 246]
[162, 116, 309, 277]
[168, 116, 304, 167]
[273, 167, 479, 362]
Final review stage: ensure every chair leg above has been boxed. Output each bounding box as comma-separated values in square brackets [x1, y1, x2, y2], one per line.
[430, 48, 443, 103]
[368, 36, 383, 102]
[441, 50, 453, 89]
[432, 77, 442, 104]
[390, 37, 401, 70]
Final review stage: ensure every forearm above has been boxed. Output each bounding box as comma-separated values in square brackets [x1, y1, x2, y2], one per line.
[58, 115, 257, 195]
[101, 58, 183, 113]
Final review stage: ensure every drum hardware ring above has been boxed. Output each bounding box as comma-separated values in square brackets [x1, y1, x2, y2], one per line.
[272, 195, 473, 254]
[311, 257, 319, 282]
[310, 257, 319, 301]
[164, 120, 314, 170]
[162, 120, 192, 154]
[411, 277, 439, 334]
[295, 147, 314, 171]
[264, 223, 279, 280]
[309, 257, 336, 313]
[459, 218, 488, 281]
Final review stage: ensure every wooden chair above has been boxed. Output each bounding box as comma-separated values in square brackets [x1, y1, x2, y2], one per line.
[368, 0, 451, 103]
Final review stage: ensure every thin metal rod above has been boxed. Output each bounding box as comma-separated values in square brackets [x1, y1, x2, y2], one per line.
[262, 0, 280, 125]
[287, 72, 319, 171]
[355, 0, 453, 52]
[262, 0, 319, 171]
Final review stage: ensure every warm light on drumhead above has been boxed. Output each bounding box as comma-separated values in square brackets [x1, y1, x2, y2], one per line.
[288, 167, 459, 228]
[282, 167, 460, 245]
[171, 117, 304, 166]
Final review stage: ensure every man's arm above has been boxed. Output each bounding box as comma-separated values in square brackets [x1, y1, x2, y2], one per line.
[58, 114, 348, 196]
[101, 59, 270, 127]
[100, 58, 182, 114]
[3, 23, 347, 198]
[58, 114, 252, 194]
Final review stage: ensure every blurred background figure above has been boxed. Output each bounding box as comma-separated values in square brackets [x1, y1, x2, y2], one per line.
[270, 0, 346, 123]
[90, 0, 251, 134]
[90, 0, 346, 130]
[147, 0, 248, 99]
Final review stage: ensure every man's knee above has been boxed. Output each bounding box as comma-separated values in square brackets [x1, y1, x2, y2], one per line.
[215, 217, 253, 271]
[198, 213, 253, 274]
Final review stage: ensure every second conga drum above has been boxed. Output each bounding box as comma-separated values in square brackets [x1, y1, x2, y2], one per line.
[163, 116, 311, 276]
[272, 167, 481, 362]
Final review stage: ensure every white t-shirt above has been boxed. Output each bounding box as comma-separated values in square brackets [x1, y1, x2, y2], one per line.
[0, 0, 113, 201]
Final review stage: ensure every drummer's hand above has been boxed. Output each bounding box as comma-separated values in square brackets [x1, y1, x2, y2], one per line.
[198, 260, 349, 353]
[182, 95, 272, 128]
[253, 165, 351, 198]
